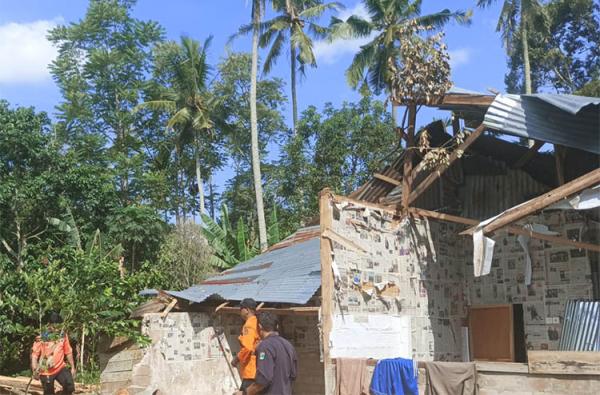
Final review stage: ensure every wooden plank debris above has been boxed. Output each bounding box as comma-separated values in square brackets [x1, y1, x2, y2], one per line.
[462, 168, 600, 235]
[528, 351, 600, 375]
[160, 298, 178, 318]
[407, 124, 485, 205]
[0, 375, 97, 394]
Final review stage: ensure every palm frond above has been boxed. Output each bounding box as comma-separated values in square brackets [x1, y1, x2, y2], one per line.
[134, 100, 177, 114]
[299, 2, 344, 19]
[263, 31, 286, 75]
[415, 9, 472, 29]
[477, 0, 498, 8]
[291, 26, 317, 67]
[345, 36, 379, 89]
[167, 107, 192, 129]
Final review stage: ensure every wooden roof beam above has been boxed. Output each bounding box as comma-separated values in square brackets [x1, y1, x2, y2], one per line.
[513, 140, 544, 168]
[407, 124, 486, 206]
[409, 207, 600, 252]
[461, 168, 600, 236]
[373, 173, 402, 186]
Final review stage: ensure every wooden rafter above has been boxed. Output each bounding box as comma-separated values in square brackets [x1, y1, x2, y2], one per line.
[322, 228, 368, 254]
[216, 306, 319, 315]
[513, 140, 544, 168]
[407, 124, 486, 205]
[374, 173, 402, 186]
[409, 207, 600, 252]
[438, 93, 495, 107]
[461, 168, 600, 236]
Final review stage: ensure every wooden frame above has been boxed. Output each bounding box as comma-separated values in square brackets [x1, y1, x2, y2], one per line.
[319, 188, 335, 392]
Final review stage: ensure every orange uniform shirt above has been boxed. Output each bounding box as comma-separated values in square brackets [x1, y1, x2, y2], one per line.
[31, 334, 73, 376]
[237, 315, 260, 379]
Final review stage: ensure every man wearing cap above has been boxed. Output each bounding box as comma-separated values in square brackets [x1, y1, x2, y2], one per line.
[232, 298, 260, 392]
[31, 312, 76, 395]
[243, 312, 297, 395]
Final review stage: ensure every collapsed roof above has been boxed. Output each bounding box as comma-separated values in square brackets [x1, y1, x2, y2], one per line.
[161, 226, 321, 305]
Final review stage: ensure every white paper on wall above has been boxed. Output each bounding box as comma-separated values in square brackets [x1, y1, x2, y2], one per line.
[329, 314, 411, 359]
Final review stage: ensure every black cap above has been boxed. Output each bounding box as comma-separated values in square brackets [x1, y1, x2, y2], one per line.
[48, 312, 62, 324]
[240, 298, 257, 310]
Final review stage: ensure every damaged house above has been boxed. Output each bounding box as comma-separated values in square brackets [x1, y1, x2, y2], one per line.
[100, 90, 600, 395]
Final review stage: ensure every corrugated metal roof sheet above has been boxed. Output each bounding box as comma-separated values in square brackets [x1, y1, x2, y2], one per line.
[484, 94, 600, 154]
[163, 228, 321, 305]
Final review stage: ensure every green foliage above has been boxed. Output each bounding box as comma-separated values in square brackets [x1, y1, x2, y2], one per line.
[330, 0, 470, 95]
[0, 247, 163, 373]
[106, 205, 167, 272]
[504, 0, 600, 93]
[275, 95, 395, 228]
[201, 205, 258, 269]
[157, 222, 216, 289]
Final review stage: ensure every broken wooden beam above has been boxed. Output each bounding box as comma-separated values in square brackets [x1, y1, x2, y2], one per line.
[322, 228, 368, 254]
[161, 298, 178, 318]
[513, 140, 544, 168]
[409, 207, 600, 252]
[401, 104, 417, 209]
[374, 173, 402, 186]
[554, 144, 567, 186]
[407, 124, 486, 205]
[462, 168, 600, 236]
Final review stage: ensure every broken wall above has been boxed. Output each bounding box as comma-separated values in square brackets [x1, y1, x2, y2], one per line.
[463, 210, 596, 351]
[100, 312, 240, 395]
[327, 197, 467, 362]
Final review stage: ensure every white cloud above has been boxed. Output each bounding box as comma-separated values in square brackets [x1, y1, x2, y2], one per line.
[448, 48, 471, 69]
[0, 19, 61, 84]
[313, 2, 375, 65]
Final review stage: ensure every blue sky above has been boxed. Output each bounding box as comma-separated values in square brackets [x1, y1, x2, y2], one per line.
[0, 0, 508, 114]
[0, 0, 509, 204]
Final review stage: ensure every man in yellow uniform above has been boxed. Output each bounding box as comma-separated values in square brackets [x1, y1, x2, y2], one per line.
[232, 298, 260, 392]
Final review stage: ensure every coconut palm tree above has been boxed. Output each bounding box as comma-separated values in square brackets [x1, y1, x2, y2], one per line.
[331, 0, 470, 102]
[477, 0, 546, 94]
[236, 0, 341, 136]
[249, 0, 269, 251]
[137, 36, 219, 219]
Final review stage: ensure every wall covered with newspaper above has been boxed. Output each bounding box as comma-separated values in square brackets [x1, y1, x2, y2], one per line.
[463, 210, 594, 351]
[328, 197, 467, 362]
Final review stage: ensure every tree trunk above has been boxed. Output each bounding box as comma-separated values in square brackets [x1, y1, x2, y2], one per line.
[251, 1, 269, 252]
[290, 45, 299, 136]
[195, 132, 206, 218]
[521, 11, 533, 148]
[208, 174, 216, 220]
[521, 11, 532, 95]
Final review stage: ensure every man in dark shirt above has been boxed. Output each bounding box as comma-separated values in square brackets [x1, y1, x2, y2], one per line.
[243, 312, 297, 395]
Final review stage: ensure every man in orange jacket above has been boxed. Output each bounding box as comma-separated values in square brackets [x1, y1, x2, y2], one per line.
[31, 313, 76, 395]
[231, 298, 260, 392]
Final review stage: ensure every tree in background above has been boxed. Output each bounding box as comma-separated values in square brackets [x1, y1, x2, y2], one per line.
[212, 52, 287, 232]
[276, 96, 395, 228]
[330, 0, 470, 122]
[504, 0, 599, 94]
[255, 0, 341, 136]
[478, 0, 546, 95]
[139, 36, 225, 220]
[49, 0, 164, 206]
[157, 222, 215, 289]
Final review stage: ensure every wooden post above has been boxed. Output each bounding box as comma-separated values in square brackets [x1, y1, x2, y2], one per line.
[401, 104, 417, 210]
[452, 114, 460, 136]
[319, 188, 335, 394]
[554, 145, 566, 186]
